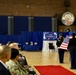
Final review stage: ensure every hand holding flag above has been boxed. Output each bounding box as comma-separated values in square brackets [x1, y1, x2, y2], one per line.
[59, 35, 69, 50]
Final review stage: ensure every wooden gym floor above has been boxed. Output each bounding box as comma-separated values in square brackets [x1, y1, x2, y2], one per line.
[20, 50, 76, 75]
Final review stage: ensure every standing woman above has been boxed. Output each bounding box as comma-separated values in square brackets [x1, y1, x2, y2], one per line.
[56, 34, 65, 63]
[67, 33, 76, 69]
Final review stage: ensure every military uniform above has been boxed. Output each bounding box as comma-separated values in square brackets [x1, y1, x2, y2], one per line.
[6, 60, 28, 75]
[56, 36, 65, 63]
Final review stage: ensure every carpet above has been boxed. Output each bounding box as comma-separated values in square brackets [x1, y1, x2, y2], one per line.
[34, 65, 76, 75]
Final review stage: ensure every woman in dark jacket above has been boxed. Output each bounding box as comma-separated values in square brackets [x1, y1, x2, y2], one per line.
[67, 33, 76, 69]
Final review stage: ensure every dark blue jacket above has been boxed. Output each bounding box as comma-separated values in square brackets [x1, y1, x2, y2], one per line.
[0, 62, 11, 75]
[68, 38, 76, 51]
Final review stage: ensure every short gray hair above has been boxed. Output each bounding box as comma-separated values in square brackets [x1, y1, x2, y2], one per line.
[0, 45, 11, 58]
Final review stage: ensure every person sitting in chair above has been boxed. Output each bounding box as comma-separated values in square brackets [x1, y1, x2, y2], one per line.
[18, 54, 28, 66]
[30, 41, 33, 45]
[0, 45, 12, 75]
[6, 41, 21, 50]
[6, 48, 29, 75]
[6, 48, 36, 75]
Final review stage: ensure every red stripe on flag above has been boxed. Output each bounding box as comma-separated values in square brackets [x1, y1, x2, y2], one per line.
[59, 43, 68, 50]
[59, 36, 69, 50]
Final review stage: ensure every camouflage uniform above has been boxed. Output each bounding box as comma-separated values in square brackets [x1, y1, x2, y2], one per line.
[6, 60, 29, 75]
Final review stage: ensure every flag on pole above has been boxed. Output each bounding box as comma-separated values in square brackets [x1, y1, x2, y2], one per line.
[59, 35, 69, 50]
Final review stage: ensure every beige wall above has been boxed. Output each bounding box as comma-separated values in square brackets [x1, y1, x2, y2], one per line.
[0, 0, 76, 16]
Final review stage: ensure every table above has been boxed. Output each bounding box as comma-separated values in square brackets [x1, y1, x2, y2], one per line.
[23, 45, 39, 51]
[42, 40, 58, 52]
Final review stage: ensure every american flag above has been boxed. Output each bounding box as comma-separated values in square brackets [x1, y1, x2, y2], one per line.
[59, 35, 69, 50]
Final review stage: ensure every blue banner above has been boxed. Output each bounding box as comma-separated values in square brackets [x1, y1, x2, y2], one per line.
[43, 32, 57, 40]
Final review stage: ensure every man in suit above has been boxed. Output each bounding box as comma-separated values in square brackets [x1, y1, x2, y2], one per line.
[0, 45, 12, 75]
[67, 33, 76, 69]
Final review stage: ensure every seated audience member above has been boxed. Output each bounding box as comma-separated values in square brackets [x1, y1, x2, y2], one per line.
[6, 41, 14, 46]
[18, 54, 28, 66]
[0, 45, 12, 75]
[6, 48, 29, 75]
[6, 41, 21, 50]
[9, 42, 20, 50]
[8, 42, 28, 66]
[6, 48, 36, 75]
[7, 42, 28, 67]
[18, 54, 36, 75]
[30, 41, 33, 45]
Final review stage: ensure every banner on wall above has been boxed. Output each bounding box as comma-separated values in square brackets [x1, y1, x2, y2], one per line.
[43, 32, 57, 40]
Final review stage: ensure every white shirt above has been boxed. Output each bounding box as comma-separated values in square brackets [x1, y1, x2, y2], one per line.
[0, 60, 8, 69]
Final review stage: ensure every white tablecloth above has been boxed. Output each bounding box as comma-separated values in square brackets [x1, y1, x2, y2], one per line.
[42, 40, 58, 52]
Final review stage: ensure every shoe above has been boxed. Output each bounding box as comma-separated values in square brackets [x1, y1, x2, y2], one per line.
[70, 67, 76, 69]
[60, 62, 64, 64]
